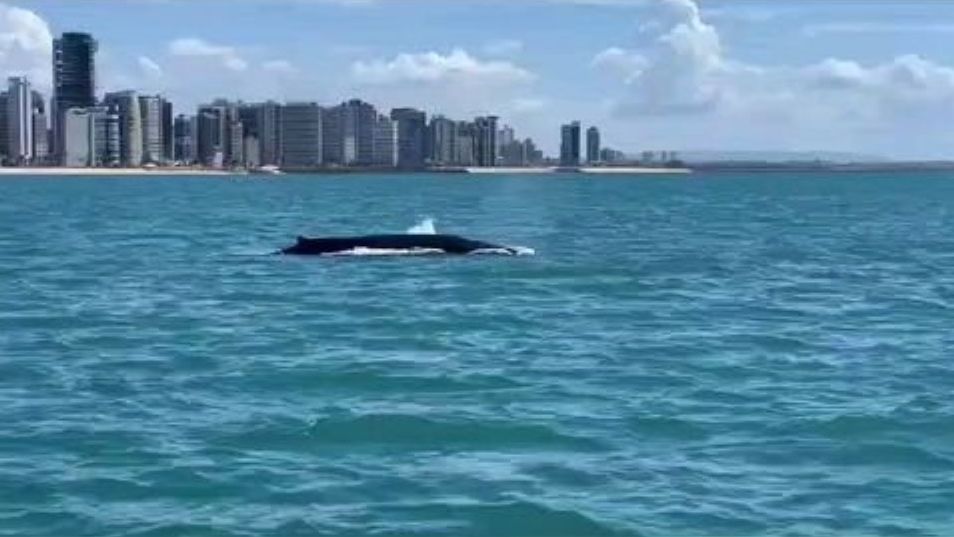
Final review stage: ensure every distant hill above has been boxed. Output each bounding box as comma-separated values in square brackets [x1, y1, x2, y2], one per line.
[676, 151, 889, 164]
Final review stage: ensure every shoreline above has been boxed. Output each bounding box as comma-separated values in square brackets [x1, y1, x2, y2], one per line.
[461, 166, 691, 174]
[0, 167, 237, 176]
[4, 163, 950, 177]
[0, 166, 692, 177]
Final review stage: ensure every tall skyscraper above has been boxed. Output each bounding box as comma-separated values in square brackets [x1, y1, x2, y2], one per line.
[243, 134, 260, 169]
[346, 99, 376, 166]
[372, 114, 398, 167]
[258, 101, 282, 166]
[102, 107, 120, 167]
[428, 116, 456, 166]
[103, 91, 143, 167]
[560, 121, 581, 166]
[280, 102, 322, 169]
[196, 108, 224, 167]
[228, 119, 245, 167]
[161, 100, 173, 163]
[474, 116, 498, 167]
[62, 107, 92, 167]
[390, 107, 427, 169]
[6, 77, 33, 165]
[455, 121, 476, 166]
[497, 124, 515, 153]
[197, 100, 243, 167]
[320, 104, 344, 166]
[53, 32, 97, 161]
[173, 114, 196, 164]
[321, 100, 376, 166]
[138, 95, 163, 164]
[31, 91, 49, 164]
[586, 126, 600, 164]
[0, 91, 8, 163]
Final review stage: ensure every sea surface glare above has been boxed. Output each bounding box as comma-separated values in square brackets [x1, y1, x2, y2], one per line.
[2, 173, 954, 536]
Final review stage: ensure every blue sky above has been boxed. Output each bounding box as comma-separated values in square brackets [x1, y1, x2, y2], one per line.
[4, 0, 954, 158]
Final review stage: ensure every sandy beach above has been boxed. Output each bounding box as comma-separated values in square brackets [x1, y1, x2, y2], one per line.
[0, 167, 238, 177]
[0, 166, 693, 177]
[463, 166, 692, 174]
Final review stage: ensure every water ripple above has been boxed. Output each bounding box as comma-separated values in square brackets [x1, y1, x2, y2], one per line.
[2, 173, 954, 536]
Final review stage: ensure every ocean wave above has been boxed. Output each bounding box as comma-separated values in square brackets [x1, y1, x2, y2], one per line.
[378, 499, 626, 537]
[306, 413, 605, 451]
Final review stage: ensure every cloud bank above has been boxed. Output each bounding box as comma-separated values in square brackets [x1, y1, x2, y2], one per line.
[590, 0, 954, 156]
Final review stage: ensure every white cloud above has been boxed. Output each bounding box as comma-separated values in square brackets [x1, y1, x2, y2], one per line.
[580, 0, 954, 156]
[805, 55, 954, 104]
[168, 37, 248, 71]
[346, 48, 537, 123]
[597, 0, 724, 115]
[351, 48, 533, 85]
[137, 55, 163, 78]
[591, 47, 646, 82]
[102, 39, 323, 112]
[0, 3, 52, 89]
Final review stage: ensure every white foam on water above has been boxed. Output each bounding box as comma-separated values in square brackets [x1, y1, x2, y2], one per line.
[508, 246, 537, 256]
[471, 246, 537, 256]
[324, 247, 446, 257]
[406, 218, 437, 235]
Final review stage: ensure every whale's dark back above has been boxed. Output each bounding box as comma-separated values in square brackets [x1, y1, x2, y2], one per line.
[282, 234, 506, 255]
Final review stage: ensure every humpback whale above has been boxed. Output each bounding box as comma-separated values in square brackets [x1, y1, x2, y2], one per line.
[281, 234, 530, 256]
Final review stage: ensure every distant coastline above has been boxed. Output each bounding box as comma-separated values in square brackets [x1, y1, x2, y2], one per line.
[0, 167, 234, 177]
[0, 166, 691, 177]
[2, 161, 952, 177]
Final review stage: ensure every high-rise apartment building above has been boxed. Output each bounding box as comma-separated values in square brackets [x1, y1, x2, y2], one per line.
[497, 124, 515, 153]
[138, 95, 163, 164]
[162, 100, 173, 163]
[455, 121, 476, 166]
[258, 101, 282, 166]
[560, 121, 581, 166]
[229, 119, 245, 167]
[372, 114, 398, 167]
[346, 99, 376, 166]
[474, 116, 498, 167]
[390, 107, 427, 169]
[196, 108, 224, 167]
[586, 126, 600, 164]
[103, 91, 143, 166]
[0, 92, 7, 162]
[62, 106, 116, 167]
[173, 114, 196, 164]
[6, 77, 33, 165]
[196, 100, 243, 167]
[53, 32, 97, 161]
[428, 116, 455, 166]
[321, 100, 376, 166]
[280, 102, 322, 169]
[32, 91, 49, 164]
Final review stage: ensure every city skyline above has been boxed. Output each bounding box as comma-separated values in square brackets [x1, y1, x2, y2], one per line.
[6, 26, 624, 169]
[0, 0, 952, 159]
[1, 30, 566, 170]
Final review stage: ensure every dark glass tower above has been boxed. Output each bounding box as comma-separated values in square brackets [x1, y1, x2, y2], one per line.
[390, 107, 427, 169]
[586, 126, 601, 164]
[560, 121, 581, 166]
[52, 32, 97, 159]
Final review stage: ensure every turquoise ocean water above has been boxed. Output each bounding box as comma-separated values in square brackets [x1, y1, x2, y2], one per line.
[1, 172, 954, 536]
